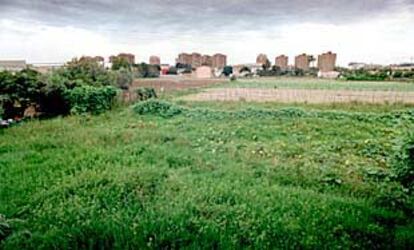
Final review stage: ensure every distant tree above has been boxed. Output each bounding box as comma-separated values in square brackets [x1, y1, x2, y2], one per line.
[176, 63, 192, 73]
[167, 67, 178, 75]
[134, 63, 160, 78]
[240, 66, 251, 73]
[222, 66, 233, 77]
[262, 59, 271, 71]
[111, 57, 132, 71]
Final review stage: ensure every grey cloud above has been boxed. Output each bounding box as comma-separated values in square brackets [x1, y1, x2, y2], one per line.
[0, 0, 411, 33]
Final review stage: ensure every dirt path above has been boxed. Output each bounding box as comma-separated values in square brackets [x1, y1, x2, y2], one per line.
[180, 88, 414, 104]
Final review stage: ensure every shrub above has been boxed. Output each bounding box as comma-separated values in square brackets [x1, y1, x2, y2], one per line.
[136, 88, 157, 101]
[112, 68, 133, 90]
[133, 100, 183, 118]
[393, 133, 414, 191]
[222, 66, 233, 77]
[134, 63, 160, 78]
[167, 67, 178, 75]
[111, 57, 132, 71]
[0, 214, 12, 243]
[65, 86, 118, 115]
[0, 69, 43, 118]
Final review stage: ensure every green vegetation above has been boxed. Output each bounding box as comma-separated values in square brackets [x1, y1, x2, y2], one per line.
[65, 85, 118, 115]
[0, 59, 129, 119]
[219, 77, 414, 92]
[1, 98, 414, 248]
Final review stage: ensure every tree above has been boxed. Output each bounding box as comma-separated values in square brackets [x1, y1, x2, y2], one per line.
[222, 66, 233, 77]
[111, 57, 132, 71]
[262, 59, 271, 71]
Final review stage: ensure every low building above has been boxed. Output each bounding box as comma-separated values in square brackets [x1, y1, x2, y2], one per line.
[275, 55, 288, 70]
[0, 60, 27, 72]
[195, 66, 213, 79]
[233, 63, 263, 76]
[31, 63, 64, 74]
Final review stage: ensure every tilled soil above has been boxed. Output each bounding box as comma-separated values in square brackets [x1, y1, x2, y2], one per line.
[181, 88, 414, 104]
[132, 78, 226, 92]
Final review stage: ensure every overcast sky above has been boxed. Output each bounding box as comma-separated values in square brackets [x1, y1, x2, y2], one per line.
[0, 0, 413, 66]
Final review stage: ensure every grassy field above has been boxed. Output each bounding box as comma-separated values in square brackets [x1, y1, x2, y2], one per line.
[216, 77, 414, 92]
[1, 78, 414, 249]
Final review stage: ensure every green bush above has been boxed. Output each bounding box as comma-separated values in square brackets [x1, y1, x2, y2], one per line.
[393, 133, 414, 191]
[0, 69, 43, 118]
[134, 63, 160, 78]
[133, 100, 183, 118]
[135, 88, 157, 101]
[66, 86, 118, 115]
[112, 68, 133, 90]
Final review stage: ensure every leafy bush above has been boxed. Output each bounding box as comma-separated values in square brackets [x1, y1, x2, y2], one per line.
[65, 86, 118, 115]
[133, 100, 183, 118]
[134, 63, 160, 78]
[0, 58, 134, 119]
[343, 69, 389, 81]
[0, 69, 43, 118]
[111, 57, 132, 71]
[393, 133, 414, 191]
[62, 58, 114, 86]
[167, 67, 178, 75]
[112, 68, 133, 90]
[135, 88, 157, 101]
[222, 66, 233, 77]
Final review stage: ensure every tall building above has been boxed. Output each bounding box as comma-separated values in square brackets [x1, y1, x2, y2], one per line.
[177, 52, 227, 69]
[275, 55, 289, 70]
[295, 53, 311, 71]
[176, 53, 192, 65]
[191, 53, 202, 68]
[256, 54, 269, 66]
[212, 53, 227, 69]
[201, 55, 213, 66]
[149, 56, 161, 65]
[318, 51, 337, 72]
[110, 53, 135, 64]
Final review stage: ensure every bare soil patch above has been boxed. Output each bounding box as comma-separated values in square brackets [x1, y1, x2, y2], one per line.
[181, 88, 414, 104]
[132, 78, 226, 92]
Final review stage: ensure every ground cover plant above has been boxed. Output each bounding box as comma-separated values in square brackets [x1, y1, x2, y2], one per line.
[1, 98, 414, 249]
[218, 77, 414, 92]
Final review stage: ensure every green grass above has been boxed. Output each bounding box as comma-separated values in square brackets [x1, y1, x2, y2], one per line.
[216, 77, 414, 92]
[1, 100, 414, 249]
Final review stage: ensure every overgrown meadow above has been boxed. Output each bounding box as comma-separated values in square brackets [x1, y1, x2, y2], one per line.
[1, 96, 414, 249]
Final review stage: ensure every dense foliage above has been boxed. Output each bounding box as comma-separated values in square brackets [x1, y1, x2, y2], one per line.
[1, 102, 414, 248]
[65, 85, 118, 115]
[135, 88, 157, 101]
[341, 68, 414, 81]
[0, 59, 130, 118]
[393, 133, 414, 191]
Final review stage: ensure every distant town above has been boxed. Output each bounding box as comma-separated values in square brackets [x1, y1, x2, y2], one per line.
[1, 51, 414, 80]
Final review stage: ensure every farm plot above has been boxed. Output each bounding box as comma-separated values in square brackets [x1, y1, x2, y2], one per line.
[132, 77, 226, 92]
[181, 88, 414, 104]
[219, 77, 414, 92]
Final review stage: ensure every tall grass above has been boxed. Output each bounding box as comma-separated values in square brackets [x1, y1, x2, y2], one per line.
[1, 103, 414, 249]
